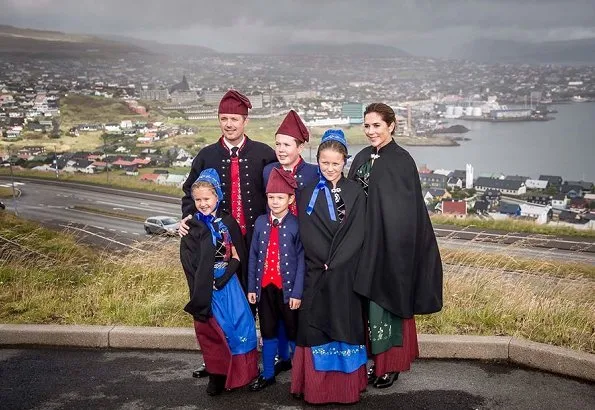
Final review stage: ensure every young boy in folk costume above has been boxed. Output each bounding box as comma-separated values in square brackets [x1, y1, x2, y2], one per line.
[180, 168, 258, 396]
[247, 168, 305, 391]
[263, 109, 318, 211]
[262, 109, 317, 375]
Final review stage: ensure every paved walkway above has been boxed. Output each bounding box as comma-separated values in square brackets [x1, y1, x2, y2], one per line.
[1, 348, 593, 409]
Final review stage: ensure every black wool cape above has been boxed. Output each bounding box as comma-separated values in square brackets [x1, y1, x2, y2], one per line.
[179, 212, 248, 321]
[348, 140, 443, 318]
[296, 176, 366, 347]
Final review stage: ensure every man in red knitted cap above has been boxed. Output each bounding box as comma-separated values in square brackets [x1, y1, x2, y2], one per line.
[247, 167, 304, 391]
[182, 89, 276, 242]
[181, 89, 276, 379]
[263, 109, 318, 216]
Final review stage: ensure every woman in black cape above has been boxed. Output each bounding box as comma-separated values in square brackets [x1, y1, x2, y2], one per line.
[348, 103, 443, 389]
[290, 129, 368, 405]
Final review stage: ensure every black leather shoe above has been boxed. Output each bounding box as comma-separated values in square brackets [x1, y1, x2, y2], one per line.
[192, 363, 210, 378]
[274, 359, 292, 376]
[292, 392, 304, 400]
[206, 374, 226, 396]
[373, 372, 399, 389]
[367, 365, 377, 385]
[249, 375, 276, 392]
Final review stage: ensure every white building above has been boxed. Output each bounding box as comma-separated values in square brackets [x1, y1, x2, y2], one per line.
[520, 203, 551, 225]
[525, 179, 549, 190]
[305, 118, 350, 127]
[466, 164, 474, 189]
[551, 194, 569, 210]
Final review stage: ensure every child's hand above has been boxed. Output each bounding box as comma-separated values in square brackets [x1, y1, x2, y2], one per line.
[178, 215, 192, 237]
[289, 298, 301, 310]
[248, 293, 257, 304]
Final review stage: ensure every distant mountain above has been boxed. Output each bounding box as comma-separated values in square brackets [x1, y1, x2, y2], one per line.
[270, 42, 410, 57]
[0, 25, 147, 57]
[452, 37, 595, 64]
[99, 35, 218, 56]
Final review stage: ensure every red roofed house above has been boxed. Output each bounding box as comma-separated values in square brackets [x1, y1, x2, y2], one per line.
[111, 159, 135, 169]
[140, 173, 166, 184]
[442, 200, 468, 217]
[132, 157, 151, 167]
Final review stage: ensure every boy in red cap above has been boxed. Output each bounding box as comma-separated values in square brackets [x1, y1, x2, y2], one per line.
[181, 89, 276, 379]
[246, 167, 305, 391]
[262, 109, 318, 376]
[263, 109, 318, 215]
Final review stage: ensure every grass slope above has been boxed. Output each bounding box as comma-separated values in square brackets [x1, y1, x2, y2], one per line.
[1, 213, 593, 353]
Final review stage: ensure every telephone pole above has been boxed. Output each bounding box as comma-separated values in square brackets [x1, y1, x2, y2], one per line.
[53, 145, 59, 179]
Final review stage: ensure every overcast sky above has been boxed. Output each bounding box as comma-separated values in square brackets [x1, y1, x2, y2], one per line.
[1, 0, 595, 56]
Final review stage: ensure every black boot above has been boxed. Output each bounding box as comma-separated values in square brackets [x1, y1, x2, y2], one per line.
[249, 375, 276, 392]
[192, 363, 210, 378]
[367, 364, 377, 385]
[373, 372, 399, 389]
[206, 374, 226, 396]
[274, 358, 292, 376]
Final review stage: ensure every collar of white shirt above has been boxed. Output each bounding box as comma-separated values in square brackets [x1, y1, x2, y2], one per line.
[270, 212, 286, 226]
[223, 136, 245, 153]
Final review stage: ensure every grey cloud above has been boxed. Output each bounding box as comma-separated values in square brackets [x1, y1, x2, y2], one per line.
[0, 0, 594, 53]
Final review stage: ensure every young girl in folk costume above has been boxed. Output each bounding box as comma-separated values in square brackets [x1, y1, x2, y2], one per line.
[180, 168, 258, 396]
[291, 129, 368, 405]
[348, 102, 443, 389]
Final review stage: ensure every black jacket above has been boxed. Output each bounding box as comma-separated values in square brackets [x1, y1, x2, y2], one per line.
[179, 213, 247, 321]
[348, 139, 443, 318]
[296, 176, 367, 346]
[181, 136, 276, 243]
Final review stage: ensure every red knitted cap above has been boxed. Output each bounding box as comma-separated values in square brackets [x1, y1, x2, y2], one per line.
[218, 89, 252, 115]
[276, 109, 309, 143]
[266, 168, 297, 194]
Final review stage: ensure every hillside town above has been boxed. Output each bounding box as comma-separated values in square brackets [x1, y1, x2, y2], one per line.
[1, 53, 594, 140]
[1, 53, 594, 230]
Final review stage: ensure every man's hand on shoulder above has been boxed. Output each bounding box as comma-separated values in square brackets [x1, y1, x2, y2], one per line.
[178, 215, 192, 237]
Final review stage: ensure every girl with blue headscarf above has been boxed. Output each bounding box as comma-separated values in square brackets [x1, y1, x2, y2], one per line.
[180, 168, 258, 397]
[291, 130, 368, 405]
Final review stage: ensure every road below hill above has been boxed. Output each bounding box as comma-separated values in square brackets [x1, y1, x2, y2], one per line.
[2, 178, 594, 264]
[0, 178, 180, 251]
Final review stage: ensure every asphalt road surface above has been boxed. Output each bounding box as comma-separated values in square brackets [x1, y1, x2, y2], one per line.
[1, 348, 593, 410]
[1, 178, 181, 251]
[2, 178, 594, 264]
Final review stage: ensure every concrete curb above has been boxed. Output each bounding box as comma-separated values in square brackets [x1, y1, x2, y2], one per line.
[1, 325, 593, 382]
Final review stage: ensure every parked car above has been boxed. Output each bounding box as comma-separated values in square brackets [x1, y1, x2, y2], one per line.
[144, 216, 180, 235]
[0, 201, 5, 210]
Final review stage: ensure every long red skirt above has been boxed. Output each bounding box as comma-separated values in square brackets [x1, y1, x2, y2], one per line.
[291, 346, 367, 405]
[373, 317, 419, 376]
[194, 318, 259, 390]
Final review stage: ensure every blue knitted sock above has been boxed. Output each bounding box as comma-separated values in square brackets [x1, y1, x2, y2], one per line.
[276, 321, 290, 361]
[262, 338, 278, 380]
